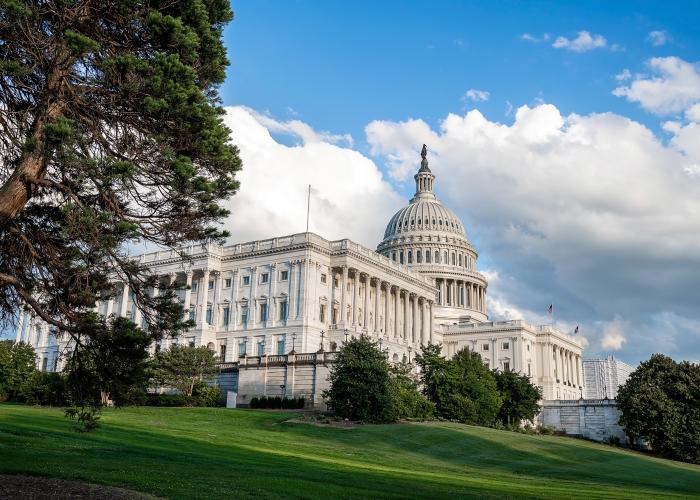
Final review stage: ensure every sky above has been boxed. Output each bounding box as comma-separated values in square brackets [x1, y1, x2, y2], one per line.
[6, 1, 700, 367]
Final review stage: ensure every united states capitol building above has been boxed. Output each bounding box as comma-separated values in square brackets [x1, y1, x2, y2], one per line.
[15, 148, 584, 405]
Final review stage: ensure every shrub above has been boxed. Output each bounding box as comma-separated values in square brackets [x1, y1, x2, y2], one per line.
[249, 395, 305, 409]
[389, 363, 434, 420]
[193, 383, 221, 407]
[493, 369, 542, 426]
[323, 336, 396, 423]
[24, 372, 69, 406]
[145, 393, 188, 407]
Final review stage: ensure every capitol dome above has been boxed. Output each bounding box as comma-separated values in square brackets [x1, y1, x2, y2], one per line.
[377, 145, 489, 323]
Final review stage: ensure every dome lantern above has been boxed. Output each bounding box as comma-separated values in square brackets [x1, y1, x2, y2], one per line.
[413, 144, 436, 202]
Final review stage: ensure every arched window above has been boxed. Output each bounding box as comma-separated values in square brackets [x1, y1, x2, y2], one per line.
[435, 251, 440, 263]
[399, 251, 404, 264]
[392, 251, 396, 261]
[407, 250, 413, 264]
[425, 218, 429, 225]
[417, 250, 422, 263]
[426, 250, 431, 263]
[444, 250, 448, 263]
[439, 219, 442, 226]
[459, 254, 462, 266]
[451, 253, 456, 265]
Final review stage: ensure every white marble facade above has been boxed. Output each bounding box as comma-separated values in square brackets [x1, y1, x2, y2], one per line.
[15, 148, 584, 401]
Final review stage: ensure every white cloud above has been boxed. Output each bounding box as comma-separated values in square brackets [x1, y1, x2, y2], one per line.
[600, 316, 628, 350]
[463, 89, 490, 102]
[249, 110, 354, 147]
[613, 57, 700, 115]
[615, 69, 632, 82]
[685, 103, 700, 122]
[521, 33, 550, 43]
[648, 30, 670, 47]
[365, 103, 700, 361]
[552, 31, 607, 52]
[222, 106, 402, 247]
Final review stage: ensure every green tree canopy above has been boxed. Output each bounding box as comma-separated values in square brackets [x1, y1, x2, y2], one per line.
[150, 344, 218, 398]
[323, 336, 396, 423]
[0, 0, 240, 345]
[617, 354, 700, 464]
[0, 340, 37, 400]
[416, 344, 502, 426]
[493, 369, 542, 425]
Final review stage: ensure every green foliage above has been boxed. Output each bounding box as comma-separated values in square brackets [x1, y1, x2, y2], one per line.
[192, 382, 221, 407]
[617, 354, 700, 464]
[0, 340, 37, 401]
[493, 369, 542, 425]
[0, 0, 240, 429]
[150, 345, 218, 398]
[145, 393, 188, 407]
[249, 396, 306, 409]
[323, 337, 396, 423]
[389, 362, 434, 420]
[24, 372, 69, 406]
[416, 344, 501, 425]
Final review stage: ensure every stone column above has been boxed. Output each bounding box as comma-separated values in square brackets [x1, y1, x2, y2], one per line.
[394, 287, 400, 339]
[383, 282, 390, 336]
[429, 300, 434, 342]
[15, 311, 25, 343]
[403, 290, 409, 341]
[232, 269, 241, 330]
[105, 297, 114, 317]
[270, 264, 277, 327]
[363, 274, 370, 330]
[119, 283, 130, 316]
[412, 294, 419, 344]
[289, 262, 297, 322]
[374, 278, 381, 334]
[183, 271, 193, 322]
[340, 265, 348, 327]
[352, 270, 360, 327]
[440, 280, 446, 306]
[330, 268, 337, 325]
[199, 269, 210, 327]
[211, 271, 221, 328]
[249, 266, 257, 328]
[421, 300, 429, 344]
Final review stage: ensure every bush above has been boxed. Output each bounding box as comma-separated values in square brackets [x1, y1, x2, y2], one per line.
[537, 424, 557, 435]
[249, 395, 305, 409]
[145, 393, 188, 407]
[24, 372, 69, 406]
[192, 383, 221, 407]
[605, 435, 621, 447]
[389, 363, 434, 420]
[323, 336, 396, 423]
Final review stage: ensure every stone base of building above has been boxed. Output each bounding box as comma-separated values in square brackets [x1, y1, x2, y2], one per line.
[218, 351, 337, 409]
[537, 399, 627, 443]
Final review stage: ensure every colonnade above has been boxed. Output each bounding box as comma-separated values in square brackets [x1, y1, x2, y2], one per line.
[548, 343, 583, 389]
[331, 266, 434, 345]
[434, 277, 486, 313]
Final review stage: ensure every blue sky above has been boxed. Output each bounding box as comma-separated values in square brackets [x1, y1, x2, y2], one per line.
[223, 0, 699, 156]
[7, 2, 700, 366]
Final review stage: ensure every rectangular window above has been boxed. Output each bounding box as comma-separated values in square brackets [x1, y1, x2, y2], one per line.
[260, 273, 269, 284]
[320, 273, 327, 284]
[482, 343, 489, 351]
[399, 251, 404, 264]
[41, 357, 48, 371]
[188, 338, 195, 348]
[502, 342, 510, 350]
[280, 270, 289, 281]
[208, 280, 214, 290]
[220, 344, 226, 360]
[189, 307, 196, 322]
[260, 303, 268, 322]
[319, 304, 326, 323]
[241, 306, 249, 325]
[191, 282, 198, 292]
[392, 252, 396, 261]
[257, 341, 265, 356]
[503, 361, 510, 372]
[242, 275, 250, 286]
[206, 306, 213, 325]
[277, 339, 285, 355]
[426, 250, 431, 263]
[238, 342, 246, 357]
[223, 306, 230, 326]
[407, 250, 413, 264]
[279, 301, 288, 320]
[224, 278, 232, 288]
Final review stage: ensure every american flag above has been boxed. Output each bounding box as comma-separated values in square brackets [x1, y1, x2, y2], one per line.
[574, 325, 579, 334]
[547, 304, 553, 314]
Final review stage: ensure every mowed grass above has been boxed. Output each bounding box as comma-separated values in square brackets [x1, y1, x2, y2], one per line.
[0, 405, 699, 499]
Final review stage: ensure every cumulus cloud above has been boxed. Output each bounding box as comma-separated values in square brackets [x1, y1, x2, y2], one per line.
[613, 57, 700, 115]
[600, 316, 628, 350]
[685, 103, 700, 122]
[463, 89, 490, 102]
[521, 33, 550, 43]
[221, 106, 403, 247]
[615, 69, 632, 82]
[366, 102, 700, 363]
[552, 31, 607, 52]
[648, 30, 670, 46]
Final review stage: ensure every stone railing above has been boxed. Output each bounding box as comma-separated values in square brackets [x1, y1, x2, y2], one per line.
[239, 351, 339, 367]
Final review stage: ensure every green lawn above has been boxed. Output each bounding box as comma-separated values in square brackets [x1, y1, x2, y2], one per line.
[0, 405, 699, 499]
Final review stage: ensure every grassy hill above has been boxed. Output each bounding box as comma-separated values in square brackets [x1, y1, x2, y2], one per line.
[0, 405, 698, 499]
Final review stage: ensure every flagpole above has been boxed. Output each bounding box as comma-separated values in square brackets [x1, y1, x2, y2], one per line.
[306, 184, 311, 233]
